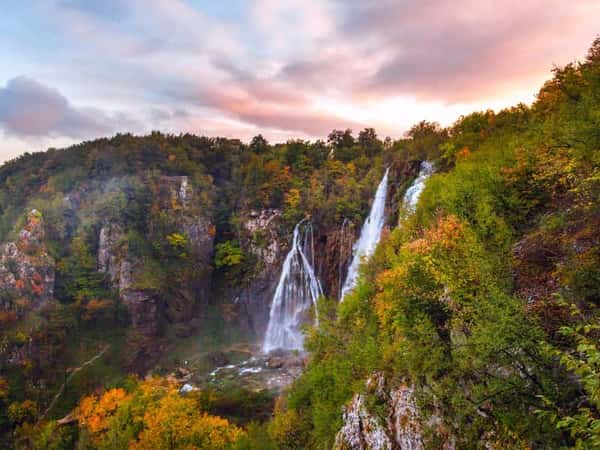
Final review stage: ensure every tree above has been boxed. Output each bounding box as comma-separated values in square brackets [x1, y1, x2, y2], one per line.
[250, 134, 269, 154]
[538, 307, 600, 449]
[132, 393, 243, 449]
[405, 120, 448, 160]
[328, 129, 360, 162]
[358, 128, 383, 157]
[55, 236, 111, 303]
[76, 378, 244, 449]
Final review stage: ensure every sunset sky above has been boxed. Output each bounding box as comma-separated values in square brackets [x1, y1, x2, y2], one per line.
[0, 0, 598, 163]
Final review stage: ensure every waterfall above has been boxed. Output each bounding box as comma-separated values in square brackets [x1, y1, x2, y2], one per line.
[340, 168, 390, 301]
[263, 220, 323, 353]
[402, 161, 434, 212]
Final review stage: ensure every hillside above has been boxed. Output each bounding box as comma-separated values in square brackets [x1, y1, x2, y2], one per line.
[0, 38, 599, 449]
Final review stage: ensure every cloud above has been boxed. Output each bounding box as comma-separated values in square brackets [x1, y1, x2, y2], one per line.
[337, 0, 600, 102]
[2, 0, 599, 163]
[0, 76, 135, 139]
[204, 90, 364, 136]
[260, 0, 600, 104]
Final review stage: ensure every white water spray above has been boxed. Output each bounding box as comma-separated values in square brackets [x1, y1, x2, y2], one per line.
[402, 161, 434, 211]
[263, 220, 323, 353]
[340, 168, 389, 301]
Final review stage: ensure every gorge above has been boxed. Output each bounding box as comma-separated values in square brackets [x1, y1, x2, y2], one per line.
[1, 37, 600, 449]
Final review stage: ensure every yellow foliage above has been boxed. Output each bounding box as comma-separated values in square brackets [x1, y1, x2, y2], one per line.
[131, 391, 243, 450]
[0, 377, 9, 400]
[77, 388, 131, 434]
[374, 215, 468, 329]
[76, 377, 243, 448]
[267, 408, 308, 449]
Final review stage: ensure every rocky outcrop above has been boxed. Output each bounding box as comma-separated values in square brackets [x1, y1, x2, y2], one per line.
[98, 223, 123, 283]
[97, 223, 161, 335]
[335, 374, 454, 450]
[0, 210, 55, 312]
[234, 209, 285, 337]
[315, 221, 356, 299]
[168, 176, 214, 264]
[244, 209, 282, 266]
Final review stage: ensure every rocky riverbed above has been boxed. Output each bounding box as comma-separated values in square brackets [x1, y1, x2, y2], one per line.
[167, 346, 306, 394]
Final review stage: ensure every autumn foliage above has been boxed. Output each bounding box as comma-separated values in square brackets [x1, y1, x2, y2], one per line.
[76, 378, 244, 449]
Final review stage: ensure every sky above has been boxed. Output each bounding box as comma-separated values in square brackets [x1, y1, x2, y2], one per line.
[0, 0, 598, 163]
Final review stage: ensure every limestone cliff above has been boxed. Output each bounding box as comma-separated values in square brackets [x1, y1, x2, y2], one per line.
[335, 374, 454, 450]
[234, 208, 285, 337]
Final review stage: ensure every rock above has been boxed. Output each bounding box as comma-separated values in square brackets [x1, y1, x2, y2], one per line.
[179, 176, 189, 205]
[245, 209, 282, 266]
[122, 290, 161, 336]
[98, 223, 123, 282]
[336, 390, 394, 450]
[0, 210, 55, 312]
[316, 223, 357, 300]
[180, 383, 196, 394]
[207, 351, 230, 367]
[155, 175, 215, 261]
[99, 234, 163, 336]
[334, 373, 454, 450]
[266, 356, 285, 369]
[233, 209, 285, 337]
[282, 355, 305, 369]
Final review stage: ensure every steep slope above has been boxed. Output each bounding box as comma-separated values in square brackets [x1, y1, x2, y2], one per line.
[270, 38, 600, 449]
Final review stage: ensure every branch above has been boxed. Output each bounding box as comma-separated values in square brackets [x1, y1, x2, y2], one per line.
[40, 344, 110, 421]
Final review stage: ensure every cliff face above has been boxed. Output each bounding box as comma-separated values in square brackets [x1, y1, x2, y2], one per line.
[0, 174, 215, 338]
[315, 222, 356, 300]
[234, 209, 285, 337]
[230, 209, 356, 338]
[335, 374, 454, 450]
[97, 223, 162, 336]
[0, 209, 55, 313]
[0, 162, 417, 346]
[97, 176, 214, 336]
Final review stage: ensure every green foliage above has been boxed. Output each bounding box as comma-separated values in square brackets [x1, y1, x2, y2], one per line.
[55, 236, 113, 303]
[165, 232, 189, 259]
[197, 387, 274, 425]
[272, 37, 600, 450]
[538, 305, 600, 449]
[215, 240, 244, 269]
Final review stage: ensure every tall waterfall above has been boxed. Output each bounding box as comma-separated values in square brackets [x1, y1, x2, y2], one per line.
[340, 168, 389, 301]
[402, 161, 434, 211]
[263, 220, 323, 353]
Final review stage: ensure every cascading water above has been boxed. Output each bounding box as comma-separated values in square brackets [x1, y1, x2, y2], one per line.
[340, 168, 389, 301]
[263, 220, 323, 353]
[402, 161, 434, 211]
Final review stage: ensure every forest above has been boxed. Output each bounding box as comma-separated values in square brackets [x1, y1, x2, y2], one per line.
[0, 38, 599, 449]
